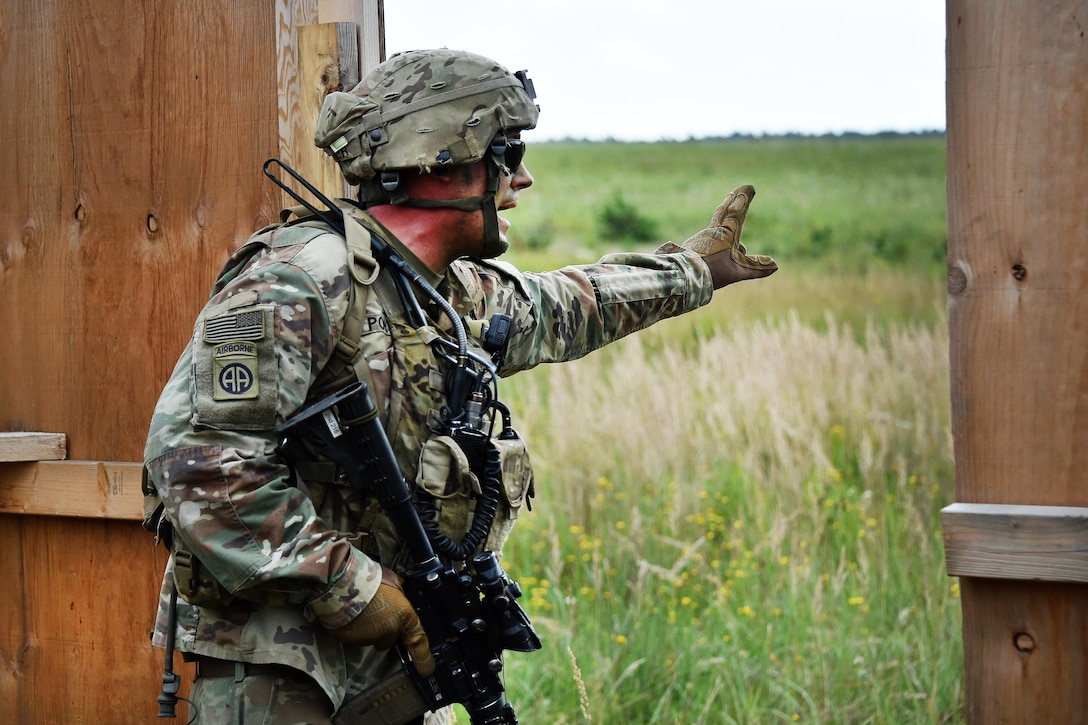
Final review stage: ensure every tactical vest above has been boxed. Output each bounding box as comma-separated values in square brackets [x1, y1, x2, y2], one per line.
[144, 203, 533, 606]
[291, 205, 534, 574]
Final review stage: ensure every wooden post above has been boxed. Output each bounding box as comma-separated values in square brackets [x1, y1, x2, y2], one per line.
[944, 0, 1088, 721]
[0, 1, 383, 722]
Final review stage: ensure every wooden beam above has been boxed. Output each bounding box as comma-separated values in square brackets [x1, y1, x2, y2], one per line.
[959, 578, 1088, 722]
[0, 433, 67, 463]
[0, 461, 144, 521]
[946, 1, 1088, 719]
[298, 22, 360, 200]
[275, 1, 383, 209]
[943, 502, 1088, 583]
[319, 0, 384, 68]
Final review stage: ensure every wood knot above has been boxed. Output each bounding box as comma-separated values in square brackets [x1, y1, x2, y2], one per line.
[1012, 263, 1027, 282]
[1013, 632, 1035, 653]
[948, 264, 968, 296]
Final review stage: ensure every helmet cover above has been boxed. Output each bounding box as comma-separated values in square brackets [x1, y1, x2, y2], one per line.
[315, 49, 539, 185]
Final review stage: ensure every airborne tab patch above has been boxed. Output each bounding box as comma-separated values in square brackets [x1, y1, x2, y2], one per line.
[212, 341, 260, 400]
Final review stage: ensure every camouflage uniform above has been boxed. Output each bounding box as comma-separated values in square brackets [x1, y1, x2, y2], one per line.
[145, 203, 715, 720]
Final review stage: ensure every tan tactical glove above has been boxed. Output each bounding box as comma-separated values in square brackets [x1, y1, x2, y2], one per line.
[332, 568, 436, 677]
[662, 185, 778, 289]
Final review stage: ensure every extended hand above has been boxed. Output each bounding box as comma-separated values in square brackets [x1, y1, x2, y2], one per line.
[680, 185, 778, 289]
[332, 568, 435, 677]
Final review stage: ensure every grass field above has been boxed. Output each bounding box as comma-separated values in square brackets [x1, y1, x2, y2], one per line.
[474, 134, 961, 724]
[504, 133, 947, 279]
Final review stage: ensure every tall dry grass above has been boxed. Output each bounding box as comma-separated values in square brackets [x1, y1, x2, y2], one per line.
[492, 290, 961, 723]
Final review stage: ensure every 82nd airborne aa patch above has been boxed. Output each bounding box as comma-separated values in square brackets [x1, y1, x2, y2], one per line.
[212, 341, 260, 400]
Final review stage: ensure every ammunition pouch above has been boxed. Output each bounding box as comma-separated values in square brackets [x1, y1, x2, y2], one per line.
[486, 433, 535, 551]
[415, 430, 534, 558]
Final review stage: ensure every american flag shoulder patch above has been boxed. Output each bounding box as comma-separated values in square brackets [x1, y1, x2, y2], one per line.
[204, 307, 268, 344]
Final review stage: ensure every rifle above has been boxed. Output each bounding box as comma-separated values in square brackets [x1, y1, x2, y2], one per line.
[278, 381, 541, 725]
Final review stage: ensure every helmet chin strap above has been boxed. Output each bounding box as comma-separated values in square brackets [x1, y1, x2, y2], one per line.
[356, 140, 510, 259]
[474, 156, 507, 259]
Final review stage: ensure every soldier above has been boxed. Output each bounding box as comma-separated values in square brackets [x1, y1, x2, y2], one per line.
[143, 48, 776, 724]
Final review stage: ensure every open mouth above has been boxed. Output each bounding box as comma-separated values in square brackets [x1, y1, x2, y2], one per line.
[497, 200, 516, 234]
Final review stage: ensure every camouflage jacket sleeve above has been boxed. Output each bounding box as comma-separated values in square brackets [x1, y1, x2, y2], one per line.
[451, 248, 714, 375]
[144, 228, 382, 631]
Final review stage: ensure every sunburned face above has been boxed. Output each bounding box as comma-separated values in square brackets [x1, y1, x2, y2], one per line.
[444, 141, 533, 260]
[398, 138, 534, 266]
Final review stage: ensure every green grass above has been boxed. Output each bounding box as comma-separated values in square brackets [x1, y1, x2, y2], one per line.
[459, 135, 961, 724]
[504, 134, 948, 276]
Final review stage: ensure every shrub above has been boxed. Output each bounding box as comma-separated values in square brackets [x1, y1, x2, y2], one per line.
[597, 191, 659, 242]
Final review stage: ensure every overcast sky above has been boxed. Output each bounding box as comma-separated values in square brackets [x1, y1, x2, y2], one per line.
[383, 0, 946, 142]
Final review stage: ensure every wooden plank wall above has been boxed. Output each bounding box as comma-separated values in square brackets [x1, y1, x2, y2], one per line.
[0, 519, 171, 723]
[945, 0, 1088, 721]
[0, 0, 281, 463]
[0, 0, 383, 722]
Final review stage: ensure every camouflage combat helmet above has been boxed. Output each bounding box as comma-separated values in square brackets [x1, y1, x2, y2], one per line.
[314, 48, 539, 258]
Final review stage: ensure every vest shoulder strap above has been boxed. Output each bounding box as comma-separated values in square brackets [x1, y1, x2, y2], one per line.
[311, 204, 382, 396]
